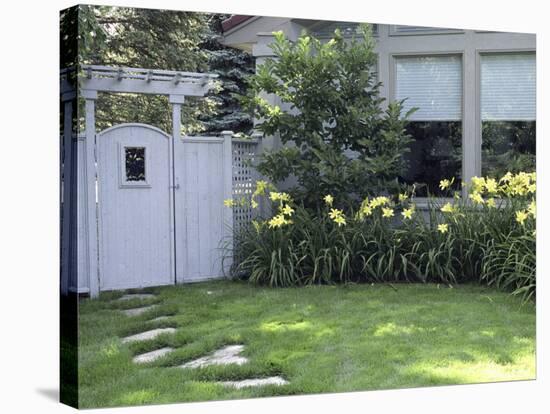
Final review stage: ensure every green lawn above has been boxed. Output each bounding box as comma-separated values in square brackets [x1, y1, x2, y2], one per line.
[78, 281, 536, 408]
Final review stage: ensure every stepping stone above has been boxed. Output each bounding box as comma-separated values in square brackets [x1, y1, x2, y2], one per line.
[122, 328, 176, 344]
[121, 305, 157, 317]
[133, 347, 174, 364]
[149, 315, 170, 323]
[219, 376, 289, 389]
[180, 345, 248, 369]
[117, 293, 156, 301]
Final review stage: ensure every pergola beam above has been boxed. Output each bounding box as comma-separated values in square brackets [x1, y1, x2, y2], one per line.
[80, 77, 210, 96]
[78, 65, 218, 97]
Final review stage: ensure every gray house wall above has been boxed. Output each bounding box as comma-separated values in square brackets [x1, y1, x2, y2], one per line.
[223, 19, 536, 198]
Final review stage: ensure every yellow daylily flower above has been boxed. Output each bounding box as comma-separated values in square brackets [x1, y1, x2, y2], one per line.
[439, 177, 455, 190]
[268, 214, 290, 228]
[469, 192, 485, 205]
[253, 180, 269, 196]
[471, 176, 486, 193]
[401, 207, 414, 220]
[440, 202, 455, 213]
[382, 207, 394, 218]
[281, 204, 294, 216]
[437, 223, 449, 234]
[323, 194, 334, 206]
[370, 196, 390, 208]
[328, 208, 346, 226]
[528, 200, 536, 218]
[329, 208, 344, 219]
[515, 210, 528, 226]
[500, 171, 513, 183]
[269, 191, 291, 202]
[251, 199, 259, 209]
[333, 215, 346, 226]
[398, 193, 408, 202]
[279, 192, 291, 202]
[484, 178, 498, 194]
[358, 198, 373, 220]
[486, 198, 496, 208]
[223, 199, 234, 207]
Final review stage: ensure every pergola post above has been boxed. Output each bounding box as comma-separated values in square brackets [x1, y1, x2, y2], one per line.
[221, 130, 234, 275]
[61, 97, 74, 296]
[168, 94, 185, 282]
[82, 89, 100, 298]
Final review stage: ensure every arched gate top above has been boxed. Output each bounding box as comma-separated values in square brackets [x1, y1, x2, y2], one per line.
[98, 123, 171, 139]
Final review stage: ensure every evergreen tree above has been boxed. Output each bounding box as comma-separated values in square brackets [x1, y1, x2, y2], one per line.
[200, 14, 254, 134]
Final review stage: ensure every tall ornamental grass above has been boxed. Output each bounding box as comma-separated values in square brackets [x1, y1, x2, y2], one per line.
[226, 172, 536, 302]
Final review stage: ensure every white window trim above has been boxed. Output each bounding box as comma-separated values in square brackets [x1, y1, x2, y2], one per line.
[474, 48, 536, 177]
[389, 51, 465, 197]
[389, 25, 464, 37]
[118, 142, 152, 188]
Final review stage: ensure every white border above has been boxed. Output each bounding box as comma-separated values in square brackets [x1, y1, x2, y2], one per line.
[0, 1, 547, 413]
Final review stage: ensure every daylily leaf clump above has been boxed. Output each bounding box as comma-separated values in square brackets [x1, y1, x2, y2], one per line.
[226, 171, 535, 302]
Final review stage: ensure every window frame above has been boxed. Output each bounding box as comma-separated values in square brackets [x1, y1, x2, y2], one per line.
[118, 142, 152, 188]
[390, 51, 465, 201]
[389, 25, 464, 37]
[475, 49, 536, 179]
[308, 21, 379, 38]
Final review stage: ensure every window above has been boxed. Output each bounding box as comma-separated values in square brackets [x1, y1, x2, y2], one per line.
[390, 25, 463, 36]
[310, 21, 378, 38]
[395, 55, 462, 196]
[481, 53, 536, 177]
[124, 147, 146, 182]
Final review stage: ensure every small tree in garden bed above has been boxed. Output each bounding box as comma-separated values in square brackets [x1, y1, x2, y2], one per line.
[242, 25, 414, 209]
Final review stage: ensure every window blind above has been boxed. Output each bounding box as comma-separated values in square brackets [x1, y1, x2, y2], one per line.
[481, 53, 536, 121]
[395, 55, 462, 121]
[311, 22, 378, 38]
[392, 25, 459, 34]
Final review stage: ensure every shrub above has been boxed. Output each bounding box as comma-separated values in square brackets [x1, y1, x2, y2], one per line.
[226, 172, 536, 302]
[241, 25, 414, 208]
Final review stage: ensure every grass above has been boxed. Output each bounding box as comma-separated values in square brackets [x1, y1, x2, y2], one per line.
[78, 281, 536, 408]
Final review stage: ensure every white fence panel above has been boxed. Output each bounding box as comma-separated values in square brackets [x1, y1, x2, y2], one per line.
[174, 137, 230, 282]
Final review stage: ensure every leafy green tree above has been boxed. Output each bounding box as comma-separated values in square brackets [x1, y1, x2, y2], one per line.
[61, 5, 217, 134]
[242, 25, 414, 209]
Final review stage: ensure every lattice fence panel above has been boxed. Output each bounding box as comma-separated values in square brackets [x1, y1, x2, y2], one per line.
[232, 139, 259, 235]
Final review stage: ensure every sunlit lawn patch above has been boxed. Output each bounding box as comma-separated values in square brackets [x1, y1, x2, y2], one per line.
[78, 281, 535, 408]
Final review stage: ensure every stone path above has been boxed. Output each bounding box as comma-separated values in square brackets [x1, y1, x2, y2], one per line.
[121, 305, 157, 317]
[219, 376, 289, 389]
[114, 292, 289, 388]
[122, 327, 176, 344]
[133, 347, 174, 364]
[180, 345, 248, 368]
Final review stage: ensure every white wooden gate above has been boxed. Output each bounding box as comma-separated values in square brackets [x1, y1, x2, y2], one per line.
[96, 124, 233, 290]
[97, 124, 174, 290]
